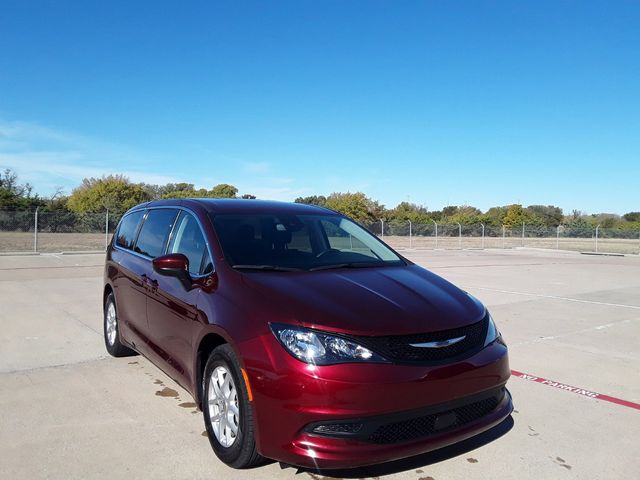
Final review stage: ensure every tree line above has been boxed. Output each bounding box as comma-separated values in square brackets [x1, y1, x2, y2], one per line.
[1, 169, 638, 231]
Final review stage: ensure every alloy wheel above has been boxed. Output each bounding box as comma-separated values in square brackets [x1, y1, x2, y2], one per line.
[208, 365, 240, 447]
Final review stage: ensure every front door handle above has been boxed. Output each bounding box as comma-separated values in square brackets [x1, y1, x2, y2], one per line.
[140, 274, 158, 292]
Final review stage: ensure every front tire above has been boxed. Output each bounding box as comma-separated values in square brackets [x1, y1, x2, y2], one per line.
[103, 292, 136, 357]
[202, 344, 263, 468]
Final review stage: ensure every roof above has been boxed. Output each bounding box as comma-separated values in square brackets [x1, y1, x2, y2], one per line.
[142, 198, 335, 215]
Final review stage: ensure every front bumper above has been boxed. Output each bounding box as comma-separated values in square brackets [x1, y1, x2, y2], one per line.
[240, 334, 512, 469]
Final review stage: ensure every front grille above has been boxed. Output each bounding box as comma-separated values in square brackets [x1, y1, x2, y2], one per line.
[353, 315, 489, 364]
[368, 390, 503, 444]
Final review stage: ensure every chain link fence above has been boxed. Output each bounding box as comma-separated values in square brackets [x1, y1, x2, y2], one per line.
[0, 209, 123, 253]
[372, 221, 640, 255]
[1, 209, 639, 255]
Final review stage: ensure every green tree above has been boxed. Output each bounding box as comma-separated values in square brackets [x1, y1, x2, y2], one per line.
[0, 169, 43, 210]
[387, 202, 431, 223]
[502, 204, 530, 228]
[482, 206, 508, 227]
[159, 183, 239, 199]
[444, 205, 482, 225]
[67, 175, 151, 213]
[294, 195, 327, 206]
[526, 205, 563, 227]
[209, 183, 238, 198]
[590, 213, 620, 229]
[442, 205, 458, 217]
[324, 192, 384, 224]
[145, 182, 196, 199]
[623, 212, 640, 222]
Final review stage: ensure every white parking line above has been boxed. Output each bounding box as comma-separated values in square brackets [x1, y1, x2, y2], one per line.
[509, 318, 634, 348]
[465, 286, 640, 310]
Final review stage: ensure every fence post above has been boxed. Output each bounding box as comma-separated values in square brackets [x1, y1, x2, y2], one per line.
[556, 225, 560, 250]
[34, 207, 39, 253]
[380, 219, 384, 240]
[502, 225, 505, 249]
[595, 224, 600, 253]
[408, 220, 412, 249]
[481, 223, 485, 249]
[457, 223, 462, 249]
[432, 220, 438, 249]
[105, 209, 109, 251]
[521, 222, 525, 247]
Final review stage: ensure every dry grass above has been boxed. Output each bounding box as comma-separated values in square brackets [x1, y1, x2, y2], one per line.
[0, 232, 111, 253]
[1, 231, 638, 255]
[382, 235, 640, 255]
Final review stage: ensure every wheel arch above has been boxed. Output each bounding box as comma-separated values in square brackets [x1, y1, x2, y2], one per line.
[195, 331, 229, 408]
[103, 283, 114, 306]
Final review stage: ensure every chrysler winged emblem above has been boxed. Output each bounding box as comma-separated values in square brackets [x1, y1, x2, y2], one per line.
[409, 335, 466, 348]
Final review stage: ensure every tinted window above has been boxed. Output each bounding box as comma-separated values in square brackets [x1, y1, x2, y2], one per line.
[134, 209, 178, 258]
[115, 211, 144, 249]
[211, 213, 403, 270]
[168, 212, 213, 275]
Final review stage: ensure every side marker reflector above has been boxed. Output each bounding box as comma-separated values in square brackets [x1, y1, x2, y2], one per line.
[241, 368, 253, 402]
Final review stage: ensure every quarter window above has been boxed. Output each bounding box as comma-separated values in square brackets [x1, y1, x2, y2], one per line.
[134, 209, 178, 258]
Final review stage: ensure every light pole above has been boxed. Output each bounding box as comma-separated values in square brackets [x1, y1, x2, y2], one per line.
[481, 223, 485, 249]
[457, 223, 462, 249]
[380, 219, 384, 240]
[408, 220, 412, 249]
[595, 224, 600, 252]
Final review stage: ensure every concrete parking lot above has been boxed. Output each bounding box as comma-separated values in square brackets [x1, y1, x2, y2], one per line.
[1, 249, 638, 479]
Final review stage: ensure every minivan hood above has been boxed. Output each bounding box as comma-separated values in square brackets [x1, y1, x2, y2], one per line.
[240, 265, 485, 336]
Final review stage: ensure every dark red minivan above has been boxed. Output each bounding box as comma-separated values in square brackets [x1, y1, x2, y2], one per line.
[103, 199, 512, 469]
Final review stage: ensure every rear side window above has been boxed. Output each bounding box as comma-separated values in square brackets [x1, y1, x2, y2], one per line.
[115, 211, 144, 250]
[168, 212, 213, 275]
[134, 209, 178, 258]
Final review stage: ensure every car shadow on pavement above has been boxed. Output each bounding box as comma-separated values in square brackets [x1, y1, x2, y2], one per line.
[296, 415, 515, 479]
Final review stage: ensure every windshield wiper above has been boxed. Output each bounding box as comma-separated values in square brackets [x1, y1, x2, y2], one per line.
[309, 262, 385, 272]
[232, 264, 303, 272]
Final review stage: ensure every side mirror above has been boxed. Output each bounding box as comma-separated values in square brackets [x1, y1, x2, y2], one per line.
[153, 253, 192, 289]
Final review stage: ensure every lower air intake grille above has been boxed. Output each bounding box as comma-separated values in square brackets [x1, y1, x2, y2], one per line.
[368, 391, 502, 444]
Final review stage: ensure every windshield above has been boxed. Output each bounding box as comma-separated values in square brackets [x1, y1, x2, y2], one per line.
[210, 213, 404, 271]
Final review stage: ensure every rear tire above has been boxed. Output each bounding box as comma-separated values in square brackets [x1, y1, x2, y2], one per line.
[103, 292, 136, 357]
[202, 344, 264, 468]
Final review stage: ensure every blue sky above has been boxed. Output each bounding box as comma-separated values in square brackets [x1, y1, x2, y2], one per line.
[1, 1, 638, 214]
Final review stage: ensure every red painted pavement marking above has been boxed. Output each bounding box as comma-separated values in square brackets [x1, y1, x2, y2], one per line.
[511, 370, 640, 411]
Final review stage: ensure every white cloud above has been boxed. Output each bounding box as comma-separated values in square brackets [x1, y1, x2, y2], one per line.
[0, 118, 308, 202]
[0, 118, 184, 196]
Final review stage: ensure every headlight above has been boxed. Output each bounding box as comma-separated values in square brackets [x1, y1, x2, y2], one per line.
[484, 312, 501, 347]
[270, 323, 387, 365]
[466, 292, 502, 347]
